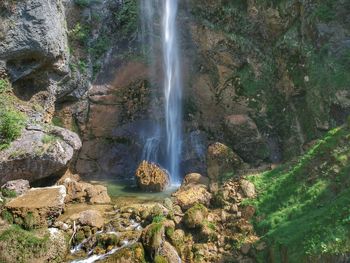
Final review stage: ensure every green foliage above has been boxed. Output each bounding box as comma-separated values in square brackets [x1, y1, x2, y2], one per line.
[52, 116, 63, 127]
[69, 23, 91, 46]
[0, 78, 10, 93]
[0, 109, 26, 150]
[74, 0, 99, 8]
[312, 1, 335, 22]
[1, 188, 16, 198]
[152, 215, 165, 224]
[114, 0, 138, 39]
[89, 36, 110, 60]
[246, 127, 350, 261]
[0, 225, 49, 263]
[1, 210, 13, 223]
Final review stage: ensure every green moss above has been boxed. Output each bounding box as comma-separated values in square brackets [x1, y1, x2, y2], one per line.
[152, 215, 165, 224]
[246, 127, 350, 262]
[154, 255, 169, 263]
[52, 116, 64, 127]
[1, 210, 13, 224]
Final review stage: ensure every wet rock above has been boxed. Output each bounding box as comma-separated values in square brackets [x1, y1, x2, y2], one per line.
[5, 185, 66, 227]
[0, 126, 81, 184]
[183, 204, 208, 229]
[240, 180, 256, 198]
[1, 179, 30, 196]
[207, 142, 243, 184]
[135, 161, 170, 192]
[224, 115, 269, 163]
[172, 184, 212, 210]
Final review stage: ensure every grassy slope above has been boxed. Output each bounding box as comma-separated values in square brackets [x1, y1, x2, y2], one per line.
[246, 125, 350, 262]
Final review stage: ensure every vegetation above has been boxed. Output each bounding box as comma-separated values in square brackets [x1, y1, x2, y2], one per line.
[0, 225, 49, 263]
[73, 0, 100, 8]
[1, 188, 16, 198]
[42, 134, 58, 144]
[246, 126, 350, 262]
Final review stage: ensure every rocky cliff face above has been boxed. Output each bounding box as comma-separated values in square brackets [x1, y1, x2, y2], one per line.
[1, 0, 349, 183]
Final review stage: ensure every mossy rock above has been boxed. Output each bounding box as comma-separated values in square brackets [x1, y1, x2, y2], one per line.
[154, 255, 169, 263]
[101, 242, 146, 263]
[183, 204, 208, 229]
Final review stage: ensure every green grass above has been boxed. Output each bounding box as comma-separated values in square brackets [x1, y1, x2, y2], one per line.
[41, 134, 58, 144]
[245, 126, 350, 262]
[0, 225, 49, 263]
[0, 109, 26, 150]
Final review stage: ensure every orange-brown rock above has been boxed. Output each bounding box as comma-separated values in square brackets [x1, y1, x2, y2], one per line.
[135, 161, 170, 192]
[57, 173, 111, 204]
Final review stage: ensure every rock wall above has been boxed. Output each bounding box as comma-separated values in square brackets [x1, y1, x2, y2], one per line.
[1, 0, 349, 182]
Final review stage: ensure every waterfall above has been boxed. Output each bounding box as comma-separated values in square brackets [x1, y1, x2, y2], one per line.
[140, 0, 183, 185]
[162, 0, 182, 184]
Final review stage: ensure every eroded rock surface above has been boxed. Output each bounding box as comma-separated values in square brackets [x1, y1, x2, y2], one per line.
[5, 185, 66, 227]
[0, 125, 81, 184]
[135, 161, 170, 192]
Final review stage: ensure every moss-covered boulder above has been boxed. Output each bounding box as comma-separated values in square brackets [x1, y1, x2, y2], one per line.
[101, 242, 146, 263]
[183, 204, 208, 229]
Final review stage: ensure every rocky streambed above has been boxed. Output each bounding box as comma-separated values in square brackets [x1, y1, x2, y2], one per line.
[0, 167, 265, 263]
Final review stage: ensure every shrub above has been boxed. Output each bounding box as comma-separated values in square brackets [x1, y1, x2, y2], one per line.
[1, 188, 16, 198]
[0, 109, 26, 149]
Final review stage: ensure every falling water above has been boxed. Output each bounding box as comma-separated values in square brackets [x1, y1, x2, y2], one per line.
[140, 0, 183, 185]
[162, 0, 182, 184]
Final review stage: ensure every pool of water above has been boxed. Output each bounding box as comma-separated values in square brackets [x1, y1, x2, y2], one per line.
[89, 180, 179, 203]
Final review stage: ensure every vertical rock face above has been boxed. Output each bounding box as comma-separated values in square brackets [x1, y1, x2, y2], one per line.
[0, 0, 69, 80]
[0, 0, 70, 120]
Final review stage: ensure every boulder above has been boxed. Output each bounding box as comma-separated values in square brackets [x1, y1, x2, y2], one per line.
[207, 142, 243, 184]
[70, 210, 104, 229]
[0, 125, 82, 184]
[159, 241, 181, 263]
[240, 180, 256, 198]
[5, 185, 66, 227]
[224, 115, 269, 162]
[100, 242, 146, 263]
[182, 173, 209, 187]
[172, 184, 212, 210]
[58, 174, 111, 204]
[1, 179, 30, 196]
[135, 161, 170, 192]
[183, 204, 208, 229]
[141, 222, 165, 257]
